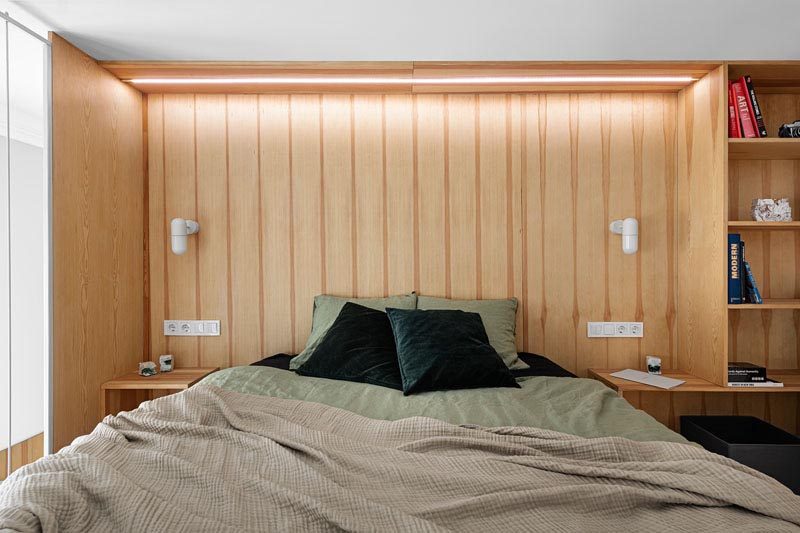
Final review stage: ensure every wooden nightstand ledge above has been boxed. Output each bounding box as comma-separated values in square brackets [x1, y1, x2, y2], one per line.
[589, 369, 800, 395]
[101, 367, 219, 417]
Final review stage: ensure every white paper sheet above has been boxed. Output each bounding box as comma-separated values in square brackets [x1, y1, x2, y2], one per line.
[610, 369, 685, 390]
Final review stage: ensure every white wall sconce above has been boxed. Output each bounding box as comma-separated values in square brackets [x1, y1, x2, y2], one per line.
[609, 217, 638, 255]
[171, 218, 200, 255]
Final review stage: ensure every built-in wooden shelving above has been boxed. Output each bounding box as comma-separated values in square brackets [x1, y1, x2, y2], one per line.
[728, 221, 800, 230]
[728, 138, 800, 160]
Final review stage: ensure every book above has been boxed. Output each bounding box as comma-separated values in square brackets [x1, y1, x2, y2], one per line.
[743, 261, 763, 304]
[728, 234, 744, 304]
[728, 362, 766, 382]
[743, 75, 768, 137]
[728, 379, 783, 388]
[732, 81, 758, 138]
[737, 76, 761, 137]
[728, 81, 741, 138]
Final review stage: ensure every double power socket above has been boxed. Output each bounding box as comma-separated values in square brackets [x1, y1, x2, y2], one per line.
[587, 322, 643, 338]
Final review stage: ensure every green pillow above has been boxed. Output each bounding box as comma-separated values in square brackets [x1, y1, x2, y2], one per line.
[290, 293, 417, 370]
[386, 308, 520, 395]
[416, 295, 527, 370]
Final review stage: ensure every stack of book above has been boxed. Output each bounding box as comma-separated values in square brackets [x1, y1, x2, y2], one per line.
[728, 233, 762, 304]
[728, 362, 783, 388]
[728, 75, 768, 138]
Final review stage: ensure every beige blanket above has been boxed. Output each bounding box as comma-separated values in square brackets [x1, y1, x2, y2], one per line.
[1, 384, 798, 532]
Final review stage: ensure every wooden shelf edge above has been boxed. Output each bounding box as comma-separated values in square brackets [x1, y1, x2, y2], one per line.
[728, 221, 800, 230]
[728, 138, 800, 160]
[728, 299, 800, 309]
[589, 369, 800, 393]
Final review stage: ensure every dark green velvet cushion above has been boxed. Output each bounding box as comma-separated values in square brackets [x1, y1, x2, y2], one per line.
[295, 302, 402, 390]
[386, 308, 520, 395]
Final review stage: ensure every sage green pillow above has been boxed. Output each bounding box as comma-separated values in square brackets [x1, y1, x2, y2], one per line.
[290, 293, 417, 370]
[416, 295, 527, 370]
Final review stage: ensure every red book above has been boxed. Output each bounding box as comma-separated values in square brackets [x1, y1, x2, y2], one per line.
[738, 76, 761, 137]
[732, 81, 757, 138]
[728, 81, 741, 138]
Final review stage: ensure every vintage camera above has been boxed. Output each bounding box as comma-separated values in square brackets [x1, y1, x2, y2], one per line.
[778, 120, 800, 138]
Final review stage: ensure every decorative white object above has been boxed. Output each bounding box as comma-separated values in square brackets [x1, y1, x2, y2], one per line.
[646, 356, 662, 375]
[751, 198, 792, 222]
[609, 217, 638, 254]
[159, 354, 173, 372]
[610, 369, 684, 390]
[138, 361, 157, 377]
[171, 218, 200, 255]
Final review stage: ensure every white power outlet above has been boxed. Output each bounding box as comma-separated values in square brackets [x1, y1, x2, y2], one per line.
[587, 322, 643, 338]
[164, 320, 221, 336]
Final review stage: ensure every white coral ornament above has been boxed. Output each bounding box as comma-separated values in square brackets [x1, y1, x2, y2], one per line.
[751, 198, 792, 222]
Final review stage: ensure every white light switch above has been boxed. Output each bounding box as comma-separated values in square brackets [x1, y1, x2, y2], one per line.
[164, 320, 221, 336]
[588, 322, 644, 338]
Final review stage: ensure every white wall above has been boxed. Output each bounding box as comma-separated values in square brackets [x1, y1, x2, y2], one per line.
[12, 0, 800, 61]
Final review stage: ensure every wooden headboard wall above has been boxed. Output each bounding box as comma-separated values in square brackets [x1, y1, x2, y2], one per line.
[147, 91, 677, 376]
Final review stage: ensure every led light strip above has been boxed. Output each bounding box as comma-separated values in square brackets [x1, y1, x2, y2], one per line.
[128, 75, 696, 85]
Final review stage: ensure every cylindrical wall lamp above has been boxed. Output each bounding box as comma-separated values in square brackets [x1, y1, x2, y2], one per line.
[609, 218, 638, 255]
[171, 218, 200, 255]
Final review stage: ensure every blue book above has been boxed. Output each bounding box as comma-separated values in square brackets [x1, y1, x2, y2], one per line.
[743, 261, 763, 304]
[728, 234, 743, 304]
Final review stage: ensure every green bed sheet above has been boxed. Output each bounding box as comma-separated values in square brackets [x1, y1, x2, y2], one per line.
[200, 366, 686, 444]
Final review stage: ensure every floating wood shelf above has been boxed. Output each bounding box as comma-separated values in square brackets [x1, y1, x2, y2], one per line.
[729, 299, 800, 309]
[728, 221, 800, 230]
[590, 369, 800, 393]
[728, 138, 800, 160]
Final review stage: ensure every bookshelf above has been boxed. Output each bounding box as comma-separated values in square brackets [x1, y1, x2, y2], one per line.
[726, 62, 800, 396]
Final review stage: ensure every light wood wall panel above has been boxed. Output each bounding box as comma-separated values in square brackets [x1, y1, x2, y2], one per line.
[676, 66, 728, 385]
[148, 92, 678, 377]
[52, 35, 145, 451]
[51, 34, 145, 450]
[0, 433, 44, 480]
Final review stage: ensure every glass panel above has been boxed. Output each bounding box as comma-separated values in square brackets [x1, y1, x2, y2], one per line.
[0, 19, 9, 478]
[7, 22, 47, 474]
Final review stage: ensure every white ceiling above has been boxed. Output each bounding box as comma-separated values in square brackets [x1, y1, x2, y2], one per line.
[8, 0, 800, 61]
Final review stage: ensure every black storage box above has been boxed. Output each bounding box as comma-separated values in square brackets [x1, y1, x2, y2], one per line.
[680, 416, 799, 494]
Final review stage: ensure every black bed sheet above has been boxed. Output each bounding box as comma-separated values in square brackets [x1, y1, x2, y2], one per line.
[251, 352, 575, 378]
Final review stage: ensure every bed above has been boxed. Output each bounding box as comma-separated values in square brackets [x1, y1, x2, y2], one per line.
[1, 355, 799, 532]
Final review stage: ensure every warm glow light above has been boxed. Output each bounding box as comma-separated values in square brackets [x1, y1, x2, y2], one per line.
[128, 75, 696, 85]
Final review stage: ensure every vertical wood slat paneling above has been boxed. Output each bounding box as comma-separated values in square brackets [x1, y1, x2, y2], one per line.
[163, 95, 199, 366]
[149, 92, 678, 378]
[227, 95, 263, 365]
[194, 95, 229, 369]
[383, 96, 415, 295]
[259, 96, 294, 355]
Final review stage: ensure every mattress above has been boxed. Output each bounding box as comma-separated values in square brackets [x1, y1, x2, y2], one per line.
[201, 364, 687, 443]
